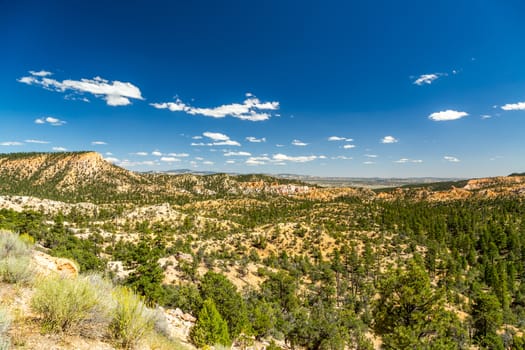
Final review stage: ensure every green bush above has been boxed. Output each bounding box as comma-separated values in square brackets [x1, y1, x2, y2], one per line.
[0, 307, 11, 350]
[0, 255, 34, 284]
[31, 275, 110, 334]
[109, 286, 156, 349]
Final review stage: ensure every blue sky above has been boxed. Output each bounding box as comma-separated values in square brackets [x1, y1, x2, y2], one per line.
[1, 1, 525, 177]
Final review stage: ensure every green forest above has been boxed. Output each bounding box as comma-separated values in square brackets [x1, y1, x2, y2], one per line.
[2, 194, 525, 349]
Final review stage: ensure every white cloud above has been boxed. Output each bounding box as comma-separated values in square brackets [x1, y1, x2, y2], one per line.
[381, 136, 398, 144]
[104, 157, 119, 163]
[332, 156, 352, 160]
[246, 156, 271, 166]
[118, 160, 158, 167]
[203, 132, 230, 141]
[192, 132, 241, 147]
[25, 139, 49, 144]
[18, 71, 143, 106]
[444, 156, 460, 163]
[481, 114, 492, 119]
[275, 144, 285, 147]
[195, 157, 204, 161]
[273, 153, 317, 163]
[343, 144, 356, 149]
[363, 161, 375, 165]
[0, 141, 23, 146]
[29, 70, 52, 77]
[394, 158, 423, 163]
[35, 116, 66, 126]
[91, 141, 107, 145]
[501, 102, 525, 111]
[365, 154, 378, 158]
[291, 139, 308, 146]
[133, 152, 149, 156]
[328, 136, 353, 142]
[202, 161, 214, 165]
[160, 156, 180, 162]
[246, 136, 266, 143]
[413, 73, 444, 86]
[226, 160, 236, 164]
[151, 150, 162, 156]
[192, 136, 203, 140]
[52, 146, 67, 151]
[224, 151, 251, 157]
[151, 94, 279, 121]
[168, 153, 189, 157]
[428, 110, 468, 121]
[105, 152, 113, 156]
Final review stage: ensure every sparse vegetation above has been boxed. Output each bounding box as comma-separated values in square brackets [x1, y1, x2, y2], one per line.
[31, 274, 111, 334]
[0, 307, 11, 350]
[109, 286, 156, 349]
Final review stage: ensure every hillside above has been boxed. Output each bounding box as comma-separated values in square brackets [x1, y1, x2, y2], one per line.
[1, 153, 525, 349]
[0, 152, 315, 204]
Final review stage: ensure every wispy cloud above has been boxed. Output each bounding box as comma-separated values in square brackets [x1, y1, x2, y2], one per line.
[0, 141, 23, 146]
[291, 139, 308, 146]
[501, 102, 525, 111]
[224, 151, 251, 157]
[246, 136, 266, 143]
[160, 156, 180, 162]
[167, 153, 189, 157]
[91, 141, 107, 145]
[343, 144, 356, 149]
[18, 71, 143, 106]
[332, 156, 352, 160]
[192, 132, 241, 147]
[363, 161, 375, 165]
[394, 158, 423, 163]
[444, 156, 460, 163]
[132, 152, 149, 156]
[52, 146, 67, 151]
[118, 160, 158, 167]
[381, 136, 398, 144]
[273, 153, 317, 163]
[104, 157, 119, 163]
[29, 70, 52, 77]
[328, 136, 353, 142]
[481, 114, 492, 119]
[151, 94, 279, 122]
[152, 150, 162, 156]
[364, 154, 378, 158]
[428, 110, 468, 121]
[35, 116, 66, 126]
[413, 73, 443, 86]
[25, 139, 50, 144]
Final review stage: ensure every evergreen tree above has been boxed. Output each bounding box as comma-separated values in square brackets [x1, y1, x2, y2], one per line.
[190, 298, 231, 347]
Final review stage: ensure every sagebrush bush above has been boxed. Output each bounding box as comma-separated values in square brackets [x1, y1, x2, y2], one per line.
[0, 231, 31, 259]
[31, 275, 111, 334]
[0, 307, 11, 350]
[0, 232, 35, 285]
[0, 255, 35, 284]
[109, 286, 156, 349]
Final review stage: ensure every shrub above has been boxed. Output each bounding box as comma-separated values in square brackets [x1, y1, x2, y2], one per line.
[0, 231, 31, 259]
[31, 275, 110, 334]
[109, 286, 156, 349]
[0, 255, 34, 284]
[0, 307, 11, 350]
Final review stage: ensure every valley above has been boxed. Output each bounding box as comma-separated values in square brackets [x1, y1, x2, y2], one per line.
[1, 152, 525, 349]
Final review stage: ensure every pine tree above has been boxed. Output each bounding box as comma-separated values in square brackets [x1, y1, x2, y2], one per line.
[190, 298, 231, 347]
